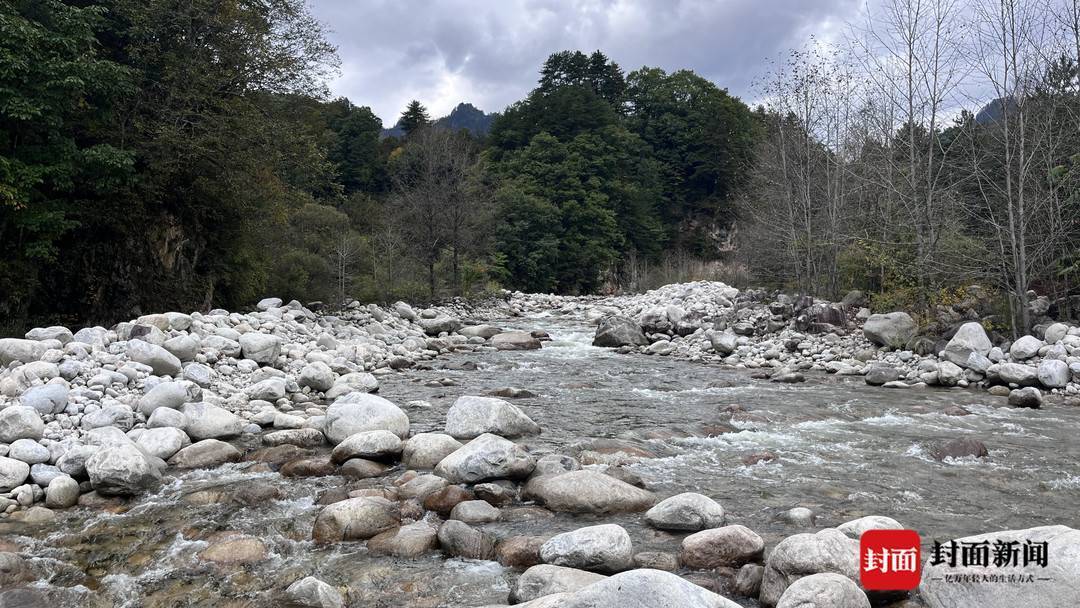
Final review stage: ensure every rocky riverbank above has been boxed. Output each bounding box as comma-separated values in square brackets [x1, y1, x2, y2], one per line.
[0, 283, 1078, 607]
[502, 281, 1080, 404]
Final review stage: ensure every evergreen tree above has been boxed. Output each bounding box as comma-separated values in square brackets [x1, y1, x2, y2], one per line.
[399, 100, 431, 136]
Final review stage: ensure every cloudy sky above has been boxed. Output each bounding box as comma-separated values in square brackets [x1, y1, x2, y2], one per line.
[309, 0, 863, 125]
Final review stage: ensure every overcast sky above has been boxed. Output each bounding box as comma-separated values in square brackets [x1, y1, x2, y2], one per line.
[309, 0, 863, 125]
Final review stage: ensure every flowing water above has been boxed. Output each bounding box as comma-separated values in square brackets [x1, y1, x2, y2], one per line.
[5, 313, 1080, 607]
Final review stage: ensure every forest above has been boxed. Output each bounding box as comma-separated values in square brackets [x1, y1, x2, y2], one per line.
[2, 0, 1079, 338]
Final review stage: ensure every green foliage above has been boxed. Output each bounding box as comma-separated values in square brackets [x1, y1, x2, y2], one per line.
[624, 67, 757, 251]
[487, 51, 756, 293]
[0, 0, 134, 318]
[493, 127, 661, 294]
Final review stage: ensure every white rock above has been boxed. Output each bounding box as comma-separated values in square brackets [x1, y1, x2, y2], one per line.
[444, 395, 540, 439]
[285, 576, 344, 608]
[85, 443, 162, 496]
[181, 402, 245, 440]
[1010, 335, 1043, 360]
[299, 362, 335, 392]
[322, 393, 409, 443]
[330, 430, 403, 463]
[540, 524, 633, 573]
[434, 433, 535, 483]
[0, 338, 49, 366]
[7, 439, 50, 464]
[0, 406, 44, 442]
[45, 475, 80, 508]
[135, 427, 190, 460]
[1038, 359, 1070, 388]
[0, 456, 30, 491]
[19, 384, 69, 415]
[777, 572, 870, 608]
[645, 492, 725, 531]
[126, 340, 182, 376]
[238, 332, 282, 364]
[943, 322, 992, 367]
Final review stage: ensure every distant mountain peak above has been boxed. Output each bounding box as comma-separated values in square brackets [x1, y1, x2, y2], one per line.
[382, 102, 497, 138]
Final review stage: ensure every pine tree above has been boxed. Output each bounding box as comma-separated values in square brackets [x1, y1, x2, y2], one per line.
[398, 100, 431, 136]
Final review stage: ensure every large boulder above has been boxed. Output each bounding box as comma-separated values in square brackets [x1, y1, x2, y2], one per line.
[491, 331, 542, 350]
[680, 525, 765, 569]
[238, 332, 282, 364]
[1008, 387, 1042, 409]
[367, 521, 439, 558]
[593, 316, 648, 347]
[135, 427, 190, 460]
[247, 377, 285, 401]
[299, 362, 335, 392]
[0, 338, 49, 366]
[25, 326, 73, 344]
[543, 568, 742, 608]
[1044, 322, 1069, 344]
[437, 520, 496, 560]
[760, 528, 859, 607]
[434, 433, 535, 483]
[645, 492, 725, 531]
[1009, 335, 1043, 360]
[445, 395, 540, 439]
[0, 406, 44, 442]
[402, 433, 462, 469]
[169, 439, 241, 468]
[420, 316, 461, 336]
[162, 334, 200, 361]
[85, 443, 162, 496]
[181, 402, 245, 440]
[256, 297, 283, 311]
[312, 496, 399, 543]
[1038, 359, 1070, 388]
[943, 322, 993, 367]
[0, 456, 30, 491]
[937, 360, 964, 387]
[330, 430, 402, 463]
[540, 524, 633, 573]
[138, 381, 200, 416]
[995, 363, 1039, 386]
[920, 526, 1080, 608]
[511, 565, 607, 604]
[322, 393, 409, 443]
[524, 470, 656, 514]
[19, 384, 69, 415]
[709, 331, 739, 355]
[864, 364, 899, 386]
[777, 573, 870, 608]
[863, 313, 916, 348]
[126, 340, 182, 376]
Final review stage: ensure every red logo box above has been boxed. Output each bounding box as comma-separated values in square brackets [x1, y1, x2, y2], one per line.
[860, 529, 922, 591]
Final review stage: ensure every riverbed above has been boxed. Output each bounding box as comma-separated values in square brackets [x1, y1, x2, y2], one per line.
[5, 313, 1079, 607]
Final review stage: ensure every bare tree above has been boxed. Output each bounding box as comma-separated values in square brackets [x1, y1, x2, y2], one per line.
[390, 127, 484, 298]
[330, 228, 364, 305]
[963, 0, 1074, 334]
[851, 0, 968, 311]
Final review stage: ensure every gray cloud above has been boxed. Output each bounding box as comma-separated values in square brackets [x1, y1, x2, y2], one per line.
[309, 0, 861, 125]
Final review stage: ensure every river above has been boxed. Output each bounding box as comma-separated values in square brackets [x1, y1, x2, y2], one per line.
[4, 313, 1079, 607]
